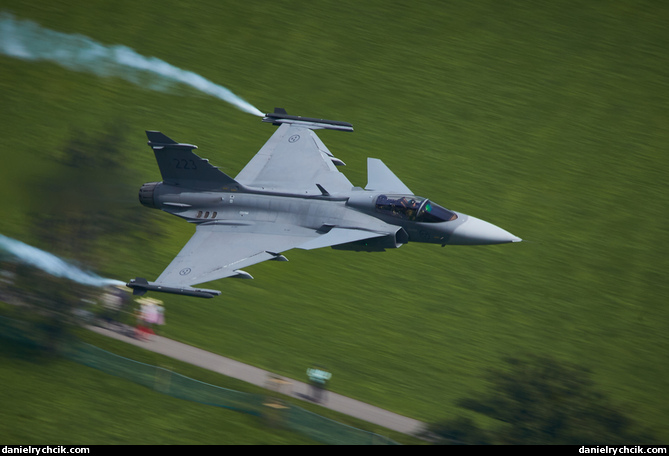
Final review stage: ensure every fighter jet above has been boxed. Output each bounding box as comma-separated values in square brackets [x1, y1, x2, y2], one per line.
[128, 108, 521, 298]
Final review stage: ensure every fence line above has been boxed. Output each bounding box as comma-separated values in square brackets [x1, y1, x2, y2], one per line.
[1, 316, 398, 445]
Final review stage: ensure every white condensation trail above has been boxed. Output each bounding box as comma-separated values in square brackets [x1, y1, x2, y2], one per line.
[0, 234, 124, 288]
[0, 12, 264, 116]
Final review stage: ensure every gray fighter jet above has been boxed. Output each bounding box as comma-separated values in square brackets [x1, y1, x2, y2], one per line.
[128, 109, 521, 298]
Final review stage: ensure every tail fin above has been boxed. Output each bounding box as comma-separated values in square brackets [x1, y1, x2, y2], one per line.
[146, 131, 239, 190]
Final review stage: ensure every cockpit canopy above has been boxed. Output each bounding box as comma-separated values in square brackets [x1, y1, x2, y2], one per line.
[375, 195, 458, 223]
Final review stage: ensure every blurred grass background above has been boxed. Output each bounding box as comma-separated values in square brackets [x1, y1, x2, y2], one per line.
[1, 0, 667, 442]
[0, 334, 319, 444]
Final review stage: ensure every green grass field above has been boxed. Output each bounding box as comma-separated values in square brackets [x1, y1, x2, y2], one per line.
[0, 327, 417, 444]
[1, 0, 668, 443]
[0, 335, 319, 444]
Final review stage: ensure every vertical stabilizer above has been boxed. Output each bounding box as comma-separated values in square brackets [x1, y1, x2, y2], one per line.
[146, 131, 239, 190]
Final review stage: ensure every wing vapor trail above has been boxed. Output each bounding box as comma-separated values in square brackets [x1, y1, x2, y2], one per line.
[0, 234, 123, 288]
[0, 12, 263, 116]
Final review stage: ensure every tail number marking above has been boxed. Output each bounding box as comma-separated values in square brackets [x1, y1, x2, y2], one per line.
[173, 159, 197, 170]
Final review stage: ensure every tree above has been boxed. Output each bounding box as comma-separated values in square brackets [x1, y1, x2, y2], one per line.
[2, 122, 161, 352]
[2, 263, 95, 355]
[425, 355, 656, 445]
[27, 122, 163, 264]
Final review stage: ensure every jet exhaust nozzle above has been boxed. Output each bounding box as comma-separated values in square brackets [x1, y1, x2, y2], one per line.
[138, 182, 162, 209]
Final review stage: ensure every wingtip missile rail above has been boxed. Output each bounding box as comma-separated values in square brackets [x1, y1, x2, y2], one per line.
[127, 277, 221, 299]
[262, 107, 354, 132]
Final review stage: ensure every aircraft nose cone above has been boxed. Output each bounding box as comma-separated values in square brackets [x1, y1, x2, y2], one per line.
[449, 216, 522, 245]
